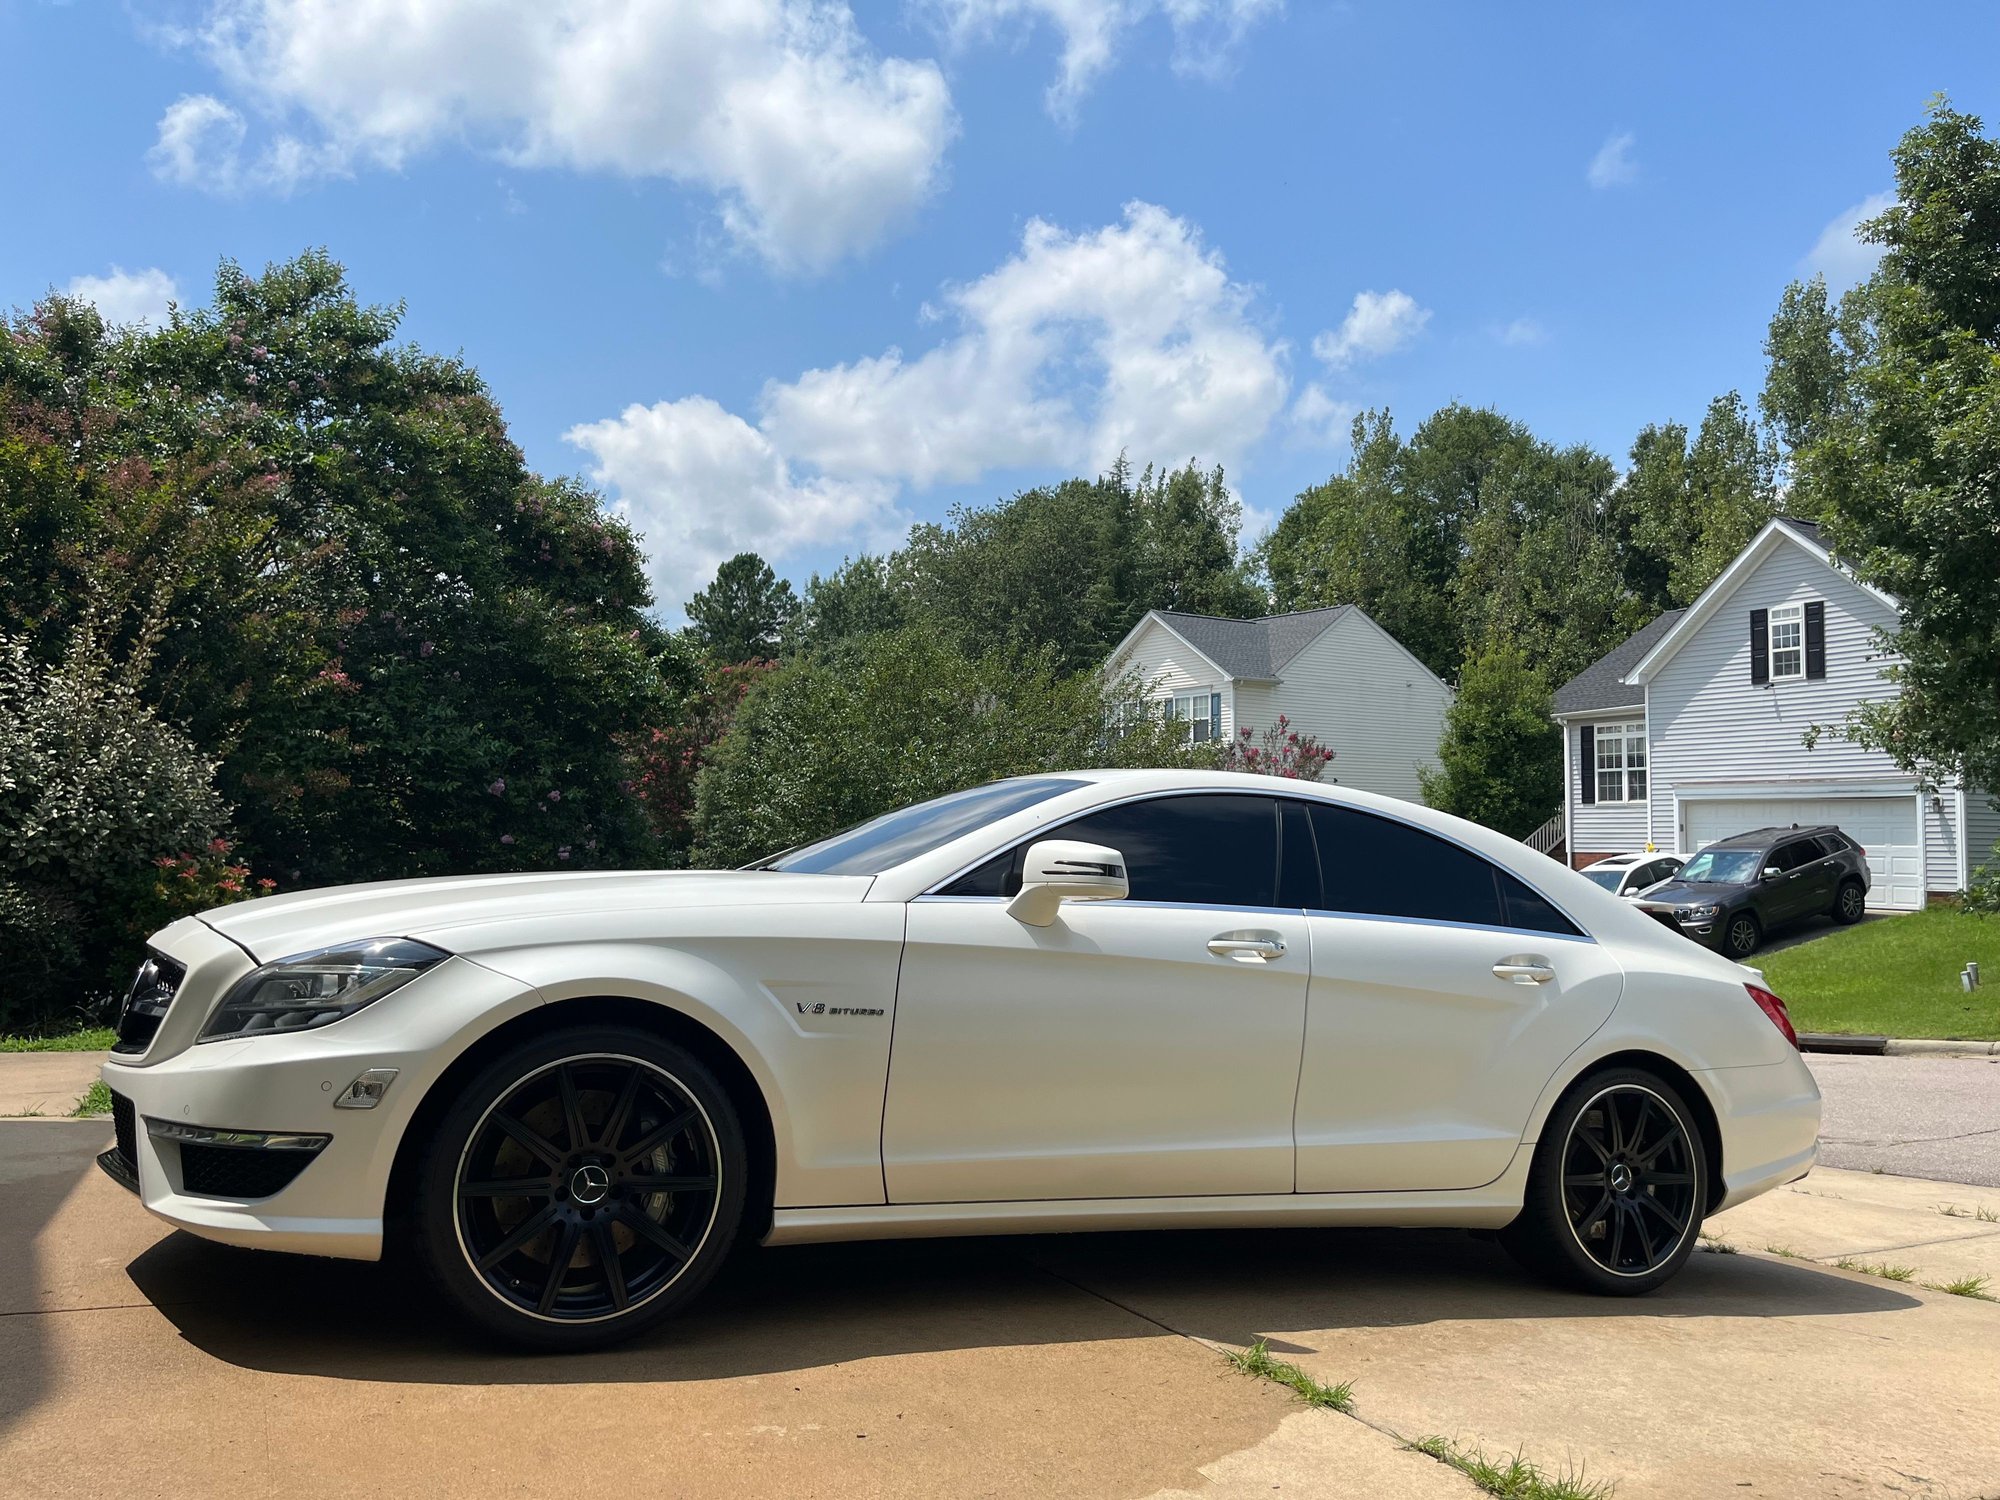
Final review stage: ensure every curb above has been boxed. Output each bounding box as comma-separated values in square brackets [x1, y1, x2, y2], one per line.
[1798, 1032, 2000, 1058]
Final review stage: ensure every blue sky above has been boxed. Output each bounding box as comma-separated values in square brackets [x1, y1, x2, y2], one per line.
[6, 1, 1997, 617]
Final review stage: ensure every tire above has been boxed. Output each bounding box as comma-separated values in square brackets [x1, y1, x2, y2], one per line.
[410, 1024, 748, 1351]
[1832, 879, 1866, 925]
[1723, 909, 1762, 959]
[1501, 1066, 1710, 1296]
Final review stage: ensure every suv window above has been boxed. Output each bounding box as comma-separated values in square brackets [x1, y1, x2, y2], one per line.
[1307, 804, 1580, 936]
[941, 794, 1282, 908]
[1769, 840, 1819, 873]
[1811, 833, 1849, 857]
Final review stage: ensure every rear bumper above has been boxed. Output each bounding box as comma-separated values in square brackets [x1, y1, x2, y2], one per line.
[1698, 1054, 1823, 1212]
[99, 954, 540, 1261]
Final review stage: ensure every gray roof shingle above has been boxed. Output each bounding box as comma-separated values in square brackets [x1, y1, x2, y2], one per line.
[1552, 609, 1685, 716]
[1149, 606, 1355, 680]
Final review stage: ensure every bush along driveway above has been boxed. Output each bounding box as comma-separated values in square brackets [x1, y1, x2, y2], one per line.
[1758, 906, 2000, 1040]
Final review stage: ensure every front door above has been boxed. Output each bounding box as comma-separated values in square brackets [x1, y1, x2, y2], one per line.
[1290, 802, 1625, 1192]
[883, 793, 1310, 1203]
[1765, 838, 1830, 922]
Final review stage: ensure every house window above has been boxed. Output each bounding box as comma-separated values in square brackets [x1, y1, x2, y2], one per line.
[1166, 691, 1216, 743]
[1594, 721, 1647, 803]
[1769, 603, 1804, 680]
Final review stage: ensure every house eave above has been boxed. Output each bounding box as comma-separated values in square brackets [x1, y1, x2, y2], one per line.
[1551, 703, 1644, 722]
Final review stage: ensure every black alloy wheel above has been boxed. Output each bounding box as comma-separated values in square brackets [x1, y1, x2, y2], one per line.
[1834, 880, 1867, 924]
[1724, 910, 1761, 959]
[1556, 1085, 1701, 1278]
[413, 1026, 747, 1350]
[1501, 1066, 1710, 1295]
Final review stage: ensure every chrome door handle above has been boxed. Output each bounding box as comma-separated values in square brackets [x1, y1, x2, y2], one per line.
[1209, 936, 1286, 962]
[1492, 956, 1556, 986]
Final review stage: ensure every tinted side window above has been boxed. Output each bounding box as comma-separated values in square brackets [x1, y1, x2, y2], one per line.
[1278, 801, 1323, 909]
[1770, 840, 1817, 873]
[1052, 795, 1279, 907]
[1307, 804, 1580, 936]
[1811, 834, 1848, 857]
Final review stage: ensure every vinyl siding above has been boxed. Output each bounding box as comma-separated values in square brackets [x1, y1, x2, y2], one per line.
[1568, 715, 1651, 854]
[1645, 540, 1969, 891]
[1236, 611, 1450, 803]
[1967, 788, 2000, 881]
[1105, 619, 1235, 738]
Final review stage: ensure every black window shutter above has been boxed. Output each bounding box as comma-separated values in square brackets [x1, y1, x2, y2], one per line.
[1210, 691, 1222, 734]
[1804, 601, 1826, 679]
[1579, 725, 1596, 806]
[1750, 608, 1770, 685]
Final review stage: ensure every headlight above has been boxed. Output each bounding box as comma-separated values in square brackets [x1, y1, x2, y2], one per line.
[1677, 903, 1721, 922]
[199, 938, 449, 1042]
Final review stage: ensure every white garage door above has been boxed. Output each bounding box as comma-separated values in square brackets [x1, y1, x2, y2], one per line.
[1682, 796, 1923, 911]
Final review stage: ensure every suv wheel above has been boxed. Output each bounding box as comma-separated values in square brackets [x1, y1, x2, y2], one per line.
[411, 1024, 748, 1351]
[1723, 910, 1762, 959]
[1501, 1067, 1710, 1295]
[1833, 879, 1866, 925]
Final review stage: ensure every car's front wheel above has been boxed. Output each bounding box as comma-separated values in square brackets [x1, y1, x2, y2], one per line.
[411, 1024, 747, 1351]
[1723, 910, 1762, 959]
[1501, 1067, 1709, 1295]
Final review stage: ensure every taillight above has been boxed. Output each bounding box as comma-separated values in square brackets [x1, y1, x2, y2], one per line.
[1746, 984, 1799, 1048]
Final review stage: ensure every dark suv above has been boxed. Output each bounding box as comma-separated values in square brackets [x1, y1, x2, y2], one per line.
[1635, 825, 1871, 958]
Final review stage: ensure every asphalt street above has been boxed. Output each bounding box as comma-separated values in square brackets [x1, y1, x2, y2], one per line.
[1808, 1050, 2000, 1187]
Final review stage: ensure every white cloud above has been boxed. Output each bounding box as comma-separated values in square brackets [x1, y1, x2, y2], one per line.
[1287, 383, 1355, 449]
[926, 0, 1280, 119]
[1587, 131, 1636, 190]
[569, 201, 1289, 613]
[1309, 288, 1429, 367]
[149, 1, 956, 273]
[1803, 191, 1895, 290]
[1493, 316, 1547, 347]
[567, 397, 901, 615]
[65, 266, 179, 326]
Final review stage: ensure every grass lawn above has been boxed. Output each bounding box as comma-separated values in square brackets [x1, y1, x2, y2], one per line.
[1758, 907, 2000, 1040]
[0, 1025, 116, 1053]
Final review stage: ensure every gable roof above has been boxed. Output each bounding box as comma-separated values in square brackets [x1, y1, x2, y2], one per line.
[1623, 515, 1898, 686]
[1551, 609, 1686, 717]
[1122, 606, 1356, 681]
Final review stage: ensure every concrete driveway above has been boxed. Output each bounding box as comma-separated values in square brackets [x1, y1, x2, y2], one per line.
[6, 1120, 2000, 1500]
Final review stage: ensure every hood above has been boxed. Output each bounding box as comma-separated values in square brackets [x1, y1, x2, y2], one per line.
[1636, 879, 1743, 908]
[197, 869, 873, 962]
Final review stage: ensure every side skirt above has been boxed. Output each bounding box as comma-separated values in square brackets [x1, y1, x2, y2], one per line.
[765, 1150, 1532, 1247]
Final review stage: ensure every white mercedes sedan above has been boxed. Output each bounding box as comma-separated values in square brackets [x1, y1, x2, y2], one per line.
[98, 770, 1819, 1349]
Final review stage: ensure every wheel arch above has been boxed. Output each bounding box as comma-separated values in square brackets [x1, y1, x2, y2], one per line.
[1528, 1047, 1728, 1214]
[383, 994, 780, 1248]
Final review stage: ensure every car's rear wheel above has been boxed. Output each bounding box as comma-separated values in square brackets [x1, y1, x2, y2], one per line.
[1501, 1067, 1709, 1295]
[1833, 879, 1866, 925]
[1723, 910, 1762, 959]
[411, 1025, 747, 1351]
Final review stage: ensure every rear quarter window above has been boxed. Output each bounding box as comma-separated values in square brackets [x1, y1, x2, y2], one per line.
[1307, 804, 1581, 937]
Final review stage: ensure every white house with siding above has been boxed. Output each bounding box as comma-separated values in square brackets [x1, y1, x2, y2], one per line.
[1102, 606, 1453, 803]
[1553, 516, 2000, 910]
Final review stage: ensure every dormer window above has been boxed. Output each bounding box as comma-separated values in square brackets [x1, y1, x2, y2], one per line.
[1749, 600, 1825, 684]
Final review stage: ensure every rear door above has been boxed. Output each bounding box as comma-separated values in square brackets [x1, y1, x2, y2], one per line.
[1766, 839, 1829, 920]
[1291, 802, 1624, 1193]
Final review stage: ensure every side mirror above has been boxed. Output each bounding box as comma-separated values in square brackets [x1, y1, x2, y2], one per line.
[1762, 866, 1784, 882]
[1006, 840, 1129, 927]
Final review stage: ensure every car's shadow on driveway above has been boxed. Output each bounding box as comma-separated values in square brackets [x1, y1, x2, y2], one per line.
[127, 1221, 1922, 1384]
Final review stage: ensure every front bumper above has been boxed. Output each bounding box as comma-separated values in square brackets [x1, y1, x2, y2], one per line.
[99, 950, 541, 1261]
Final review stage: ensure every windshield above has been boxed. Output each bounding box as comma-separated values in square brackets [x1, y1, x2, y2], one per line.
[1583, 869, 1625, 891]
[754, 777, 1087, 876]
[1678, 848, 1762, 885]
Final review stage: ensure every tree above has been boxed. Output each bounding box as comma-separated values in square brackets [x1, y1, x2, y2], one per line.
[1769, 99, 2000, 806]
[0, 253, 677, 889]
[690, 628, 1209, 867]
[685, 552, 799, 663]
[1417, 639, 1561, 838]
[791, 554, 907, 651]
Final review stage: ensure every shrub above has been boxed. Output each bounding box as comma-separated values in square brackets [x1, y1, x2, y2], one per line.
[0, 635, 252, 1029]
[1217, 715, 1336, 780]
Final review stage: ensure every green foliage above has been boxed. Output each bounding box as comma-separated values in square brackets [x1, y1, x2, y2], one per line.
[1765, 99, 2000, 802]
[0, 633, 232, 1027]
[792, 554, 908, 652]
[1224, 1340, 1355, 1412]
[690, 627, 1210, 867]
[71, 1081, 112, 1117]
[1755, 905, 2000, 1040]
[1418, 639, 1560, 838]
[0, 1026, 117, 1052]
[685, 552, 799, 663]
[1216, 715, 1335, 780]
[1408, 1437, 1614, 1500]
[0, 253, 675, 891]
